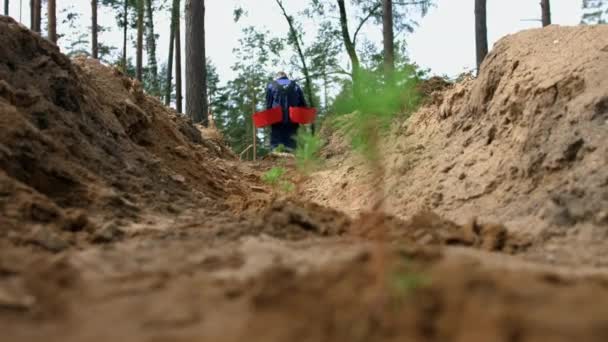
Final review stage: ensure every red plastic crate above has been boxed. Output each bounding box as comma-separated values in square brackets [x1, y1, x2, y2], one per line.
[252, 107, 283, 128]
[289, 107, 317, 124]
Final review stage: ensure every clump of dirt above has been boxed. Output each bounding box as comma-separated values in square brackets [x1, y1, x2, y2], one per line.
[0, 16, 247, 250]
[240, 246, 608, 342]
[352, 211, 529, 252]
[249, 200, 351, 240]
[417, 75, 452, 105]
[307, 25, 608, 264]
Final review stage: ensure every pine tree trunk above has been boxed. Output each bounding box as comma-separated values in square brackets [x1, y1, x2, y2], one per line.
[33, 0, 40, 32]
[323, 71, 329, 112]
[122, 0, 128, 71]
[136, 0, 144, 81]
[383, 0, 394, 77]
[185, 0, 207, 125]
[175, 8, 182, 113]
[202, 0, 208, 123]
[36, 0, 41, 31]
[145, 0, 160, 97]
[165, 0, 180, 106]
[165, 29, 175, 106]
[541, 0, 552, 27]
[4, 0, 8, 16]
[48, 0, 57, 43]
[475, 0, 488, 74]
[337, 0, 361, 96]
[30, 0, 34, 30]
[91, 0, 98, 59]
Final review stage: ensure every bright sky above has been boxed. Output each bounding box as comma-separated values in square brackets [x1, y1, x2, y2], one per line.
[408, 0, 584, 76]
[4, 0, 584, 81]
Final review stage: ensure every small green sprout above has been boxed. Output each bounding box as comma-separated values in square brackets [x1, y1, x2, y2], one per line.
[295, 128, 323, 175]
[262, 166, 287, 186]
[262, 166, 295, 194]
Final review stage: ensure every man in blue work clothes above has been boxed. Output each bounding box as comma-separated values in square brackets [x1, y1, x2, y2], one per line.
[265, 71, 307, 152]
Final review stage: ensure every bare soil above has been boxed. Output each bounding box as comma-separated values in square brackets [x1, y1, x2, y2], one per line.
[2, 16, 608, 342]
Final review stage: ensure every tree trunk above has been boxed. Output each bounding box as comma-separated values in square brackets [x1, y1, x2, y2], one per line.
[145, 0, 160, 96]
[136, 0, 144, 81]
[474, 0, 488, 74]
[541, 0, 551, 27]
[383, 0, 394, 77]
[275, 0, 315, 110]
[32, 0, 40, 32]
[323, 71, 329, 112]
[30, 0, 33, 30]
[48, 0, 57, 43]
[4, 0, 8, 16]
[185, 0, 207, 125]
[165, 0, 180, 106]
[91, 0, 98, 59]
[165, 27, 175, 106]
[175, 9, 182, 113]
[122, 0, 128, 71]
[337, 0, 361, 95]
[252, 85, 257, 161]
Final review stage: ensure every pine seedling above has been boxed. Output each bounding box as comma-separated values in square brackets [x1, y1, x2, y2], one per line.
[262, 166, 294, 195]
[332, 66, 424, 298]
[262, 166, 286, 186]
[292, 128, 324, 195]
[295, 128, 323, 176]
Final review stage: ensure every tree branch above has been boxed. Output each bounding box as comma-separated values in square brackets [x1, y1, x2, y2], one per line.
[352, 3, 381, 46]
[294, 69, 352, 82]
[393, 1, 429, 6]
[275, 0, 316, 107]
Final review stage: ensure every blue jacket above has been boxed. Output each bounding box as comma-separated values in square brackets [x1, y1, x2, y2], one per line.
[266, 76, 307, 124]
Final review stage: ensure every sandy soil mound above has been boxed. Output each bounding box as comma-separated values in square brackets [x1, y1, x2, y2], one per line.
[0, 16, 247, 251]
[308, 25, 608, 265]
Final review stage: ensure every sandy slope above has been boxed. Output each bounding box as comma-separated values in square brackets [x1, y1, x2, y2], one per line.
[306, 24, 608, 266]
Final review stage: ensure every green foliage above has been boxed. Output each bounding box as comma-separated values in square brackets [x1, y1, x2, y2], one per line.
[233, 6, 247, 23]
[390, 270, 430, 298]
[262, 167, 287, 186]
[273, 144, 288, 153]
[212, 26, 283, 156]
[281, 181, 296, 193]
[582, 0, 608, 24]
[294, 128, 323, 175]
[331, 65, 423, 159]
[388, 257, 431, 299]
[262, 166, 294, 193]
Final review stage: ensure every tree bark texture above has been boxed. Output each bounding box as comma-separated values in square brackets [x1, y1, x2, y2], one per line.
[185, 0, 207, 125]
[122, 0, 128, 71]
[30, 0, 34, 30]
[136, 0, 144, 81]
[145, 0, 160, 96]
[48, 0, 56, 43]
[175, 9, 182, 114]
[165, 0, 180, 106]
[32, 0, 40, 32]
[337, 0, 361, 97]
[541, 0, 552, 27]
[92, 0, 98, 58]
[383, 0, 395, 76]
[475, 0, 488, 74]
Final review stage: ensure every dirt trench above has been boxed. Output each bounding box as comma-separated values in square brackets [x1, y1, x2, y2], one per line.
[2, 16, 608, 342]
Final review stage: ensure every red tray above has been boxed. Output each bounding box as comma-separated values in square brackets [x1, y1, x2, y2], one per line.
[289, 107, 317, 124]
[253, 107, 283, 128]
